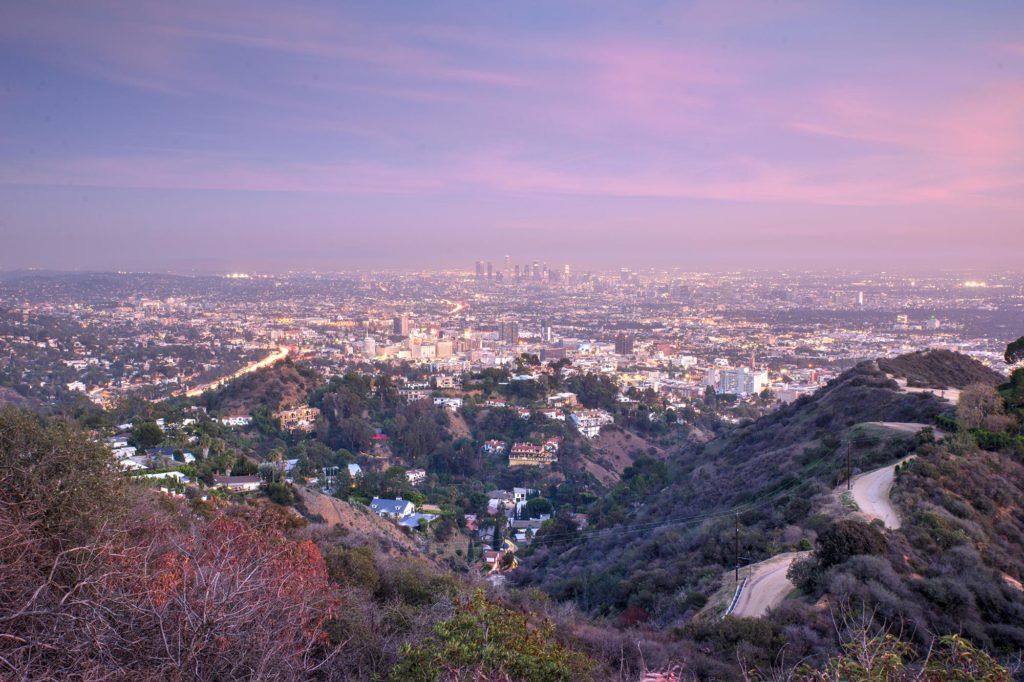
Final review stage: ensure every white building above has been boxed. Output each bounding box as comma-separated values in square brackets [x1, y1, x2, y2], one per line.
[571, 409, 614, 439]
[716, 368, 769, 396]
[363, 336, 377, 358]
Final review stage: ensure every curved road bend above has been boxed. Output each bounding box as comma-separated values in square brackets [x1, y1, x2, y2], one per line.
[848, 455, 915, 530]
[730, 551, 811, 618]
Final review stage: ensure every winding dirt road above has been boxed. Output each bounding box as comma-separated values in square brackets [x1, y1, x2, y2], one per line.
[848, 457, 913, 529]
[845, 422, 944, 530]
[729, 551, 810, 618]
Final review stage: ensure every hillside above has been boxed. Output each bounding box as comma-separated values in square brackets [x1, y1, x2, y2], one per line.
[516, 358, 952, 620]
[878, 349, 1005, 388]
[0, 386, 36, 409]
[295, 486, 426, 557]
[199, 358, 319, 414]
[580, 426, 667, 487]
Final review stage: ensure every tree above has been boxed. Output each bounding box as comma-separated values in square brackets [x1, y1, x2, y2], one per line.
[333, 466, 352, 498]
[131, 420, 163, 449]
[523, 497, 553, 519]
[1005, 335, 1024, 365]
[957, 383, 1005, 430]
[816, 519, 887, 569]
[392, 590, 592, 682]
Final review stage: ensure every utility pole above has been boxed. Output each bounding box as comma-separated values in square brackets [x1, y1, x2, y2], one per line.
[846, 442, 852, 491]
[735, 512, 740, 582]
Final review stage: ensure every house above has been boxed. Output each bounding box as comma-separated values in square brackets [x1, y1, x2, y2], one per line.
[509, 443, 557, 467]
[482, 439, 507, 455]
[105, 435, 130, 449]
[347, 463, 363, 478]
[482, 550, 502, 569]
[514, 407, 531, 420]
[546, 392, 578, 407]
[118, 457, 147, 471]
[486, 489, 514, 515]
[369, 497, 415, 519]
[571, 409, 615, 439]
[464, 514, 479, 531]
[111, 445, 137, 460]
[484, 398, 507, 408]
[145, 447, 195, 464]
[433, 397, 463, 411]
[275, 406, 320, 431]
[398, 512, 438, 529]
[398, 383, 431, 402]
[405, 468, 427, 485]
[543, 436, 562, 453]
[220, 415, 252, 427]
[140, 471, 190, 483]
[513, 487, 537, 503]
[212, 475, 261, 492]
[539, 408, 565, 421]
[433, 374, 458, 389]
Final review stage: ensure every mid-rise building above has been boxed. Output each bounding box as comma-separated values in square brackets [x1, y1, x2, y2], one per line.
[571, 409, 614, 439]
[614, 332, 635, 355]
[716, 368, 769, 396]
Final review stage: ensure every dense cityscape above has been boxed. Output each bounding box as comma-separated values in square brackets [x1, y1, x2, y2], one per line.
[2, 267, 1018, 410]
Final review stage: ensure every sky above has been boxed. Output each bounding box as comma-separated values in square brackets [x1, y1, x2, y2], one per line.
[1, 0, 1022, 272]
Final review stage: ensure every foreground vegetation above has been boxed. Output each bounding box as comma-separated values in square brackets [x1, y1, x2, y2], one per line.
[2, 341, 1023, 680]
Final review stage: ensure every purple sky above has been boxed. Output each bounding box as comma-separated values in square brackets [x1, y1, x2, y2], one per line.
[1, 1, 1022, 272]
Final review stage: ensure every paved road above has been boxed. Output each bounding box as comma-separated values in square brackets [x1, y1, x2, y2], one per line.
[848, 455, 915, 529]
[184, 345, 290, 397]
[730, 551, 810, 618]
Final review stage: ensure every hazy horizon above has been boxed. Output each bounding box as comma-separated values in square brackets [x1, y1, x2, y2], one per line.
[2, 1, 1022, 272]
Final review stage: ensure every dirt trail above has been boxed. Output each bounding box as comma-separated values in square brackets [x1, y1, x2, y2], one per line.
[846, 455, 915, 529]
[865, 421, 945, 437]
[729, 551, 810, 618]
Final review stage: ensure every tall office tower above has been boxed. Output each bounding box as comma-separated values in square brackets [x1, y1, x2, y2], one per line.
[500, 319, 519, 345]
[475, 261, 484, 280]
[514, 264, 521, 279]
[858, 291, 864, 306]
[393, 313, 410, 336]
[532, 261, 540, 279]
[363, 336, 377, 358]
[504, 254, 511, 276]
[563, 264, 571, 279]
[541, 320, 553, 343]
[487, 261, 493, 279]
[614, 332, 635, 355]
[620, 268, 630, 282]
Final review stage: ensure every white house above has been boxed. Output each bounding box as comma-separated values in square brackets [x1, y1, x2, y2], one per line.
[369, 497, 416, 519]
[571, 409, 614, 439]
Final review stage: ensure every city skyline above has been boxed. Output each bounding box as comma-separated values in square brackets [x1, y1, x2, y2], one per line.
[2, 1, 1023, 271]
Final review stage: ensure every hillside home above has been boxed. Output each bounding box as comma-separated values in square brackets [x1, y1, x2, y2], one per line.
[369, 497, 415, 519]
